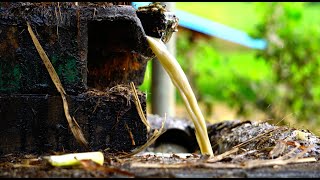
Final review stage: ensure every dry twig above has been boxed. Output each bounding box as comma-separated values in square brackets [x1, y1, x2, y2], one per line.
[125, 123, 136, 146]
[119, 114, 166, 158]
[130, 82, 151, 132]
[243, 144, 316, 169]
[27, 22, 88, 148]
[233, 127, 281, 149]
[206, 148, 239, 163]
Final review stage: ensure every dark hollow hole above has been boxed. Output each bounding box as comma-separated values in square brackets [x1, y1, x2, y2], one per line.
[154, 128, 199, 153]
[87, 19, 138, 89]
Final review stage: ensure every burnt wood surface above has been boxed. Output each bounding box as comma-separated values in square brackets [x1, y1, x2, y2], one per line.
[0, 89, 147, 155]
[0, 3, 155, 94]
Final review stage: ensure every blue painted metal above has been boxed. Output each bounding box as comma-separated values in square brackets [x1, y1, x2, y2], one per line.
[132, 2, 267, 50]
[132, 2, 152, 8]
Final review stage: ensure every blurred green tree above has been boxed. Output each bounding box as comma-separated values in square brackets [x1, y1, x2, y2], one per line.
[252, 2, 320, 128]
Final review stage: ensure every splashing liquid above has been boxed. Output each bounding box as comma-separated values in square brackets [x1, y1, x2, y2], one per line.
[146, 36, 213, 157]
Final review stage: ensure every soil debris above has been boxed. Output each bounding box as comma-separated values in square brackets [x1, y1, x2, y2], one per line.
[208, 120, 320, 162]
[1, 118, 320, 178]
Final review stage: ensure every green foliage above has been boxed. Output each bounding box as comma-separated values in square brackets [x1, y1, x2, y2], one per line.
[252, 2, 320, 125]
[139, 60, 152, 102]
[140, 2, 320, 128]
[175, 30, 273, 116]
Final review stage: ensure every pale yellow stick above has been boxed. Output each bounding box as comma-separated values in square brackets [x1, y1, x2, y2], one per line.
[44, 151, 104, 167]
[146, 36, 213, 157]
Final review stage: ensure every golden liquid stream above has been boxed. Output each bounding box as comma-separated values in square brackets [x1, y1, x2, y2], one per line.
[146, 36, 214, 157]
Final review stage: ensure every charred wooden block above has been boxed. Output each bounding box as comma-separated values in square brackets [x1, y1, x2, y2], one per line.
[0, 3, 154, 94]
[0, 87, 147, 155]
[0, 2, 179, 154]
[136, 3, 179, 43]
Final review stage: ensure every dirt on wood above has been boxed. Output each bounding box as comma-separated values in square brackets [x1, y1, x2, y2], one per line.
[1, 116, 320, 178]
[1, 152, 320, 178]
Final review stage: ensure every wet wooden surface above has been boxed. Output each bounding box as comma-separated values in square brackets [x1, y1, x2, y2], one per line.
[130, 162, 320, 178]
[0, 152, 320, 178]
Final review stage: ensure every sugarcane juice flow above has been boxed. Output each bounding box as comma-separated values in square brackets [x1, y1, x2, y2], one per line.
[146, 36, 214, 157]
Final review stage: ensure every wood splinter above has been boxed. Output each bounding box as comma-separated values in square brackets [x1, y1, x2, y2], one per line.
[125, 123, 136, 146]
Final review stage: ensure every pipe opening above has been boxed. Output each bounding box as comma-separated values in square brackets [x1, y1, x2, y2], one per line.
[87, 19, 145, 90]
